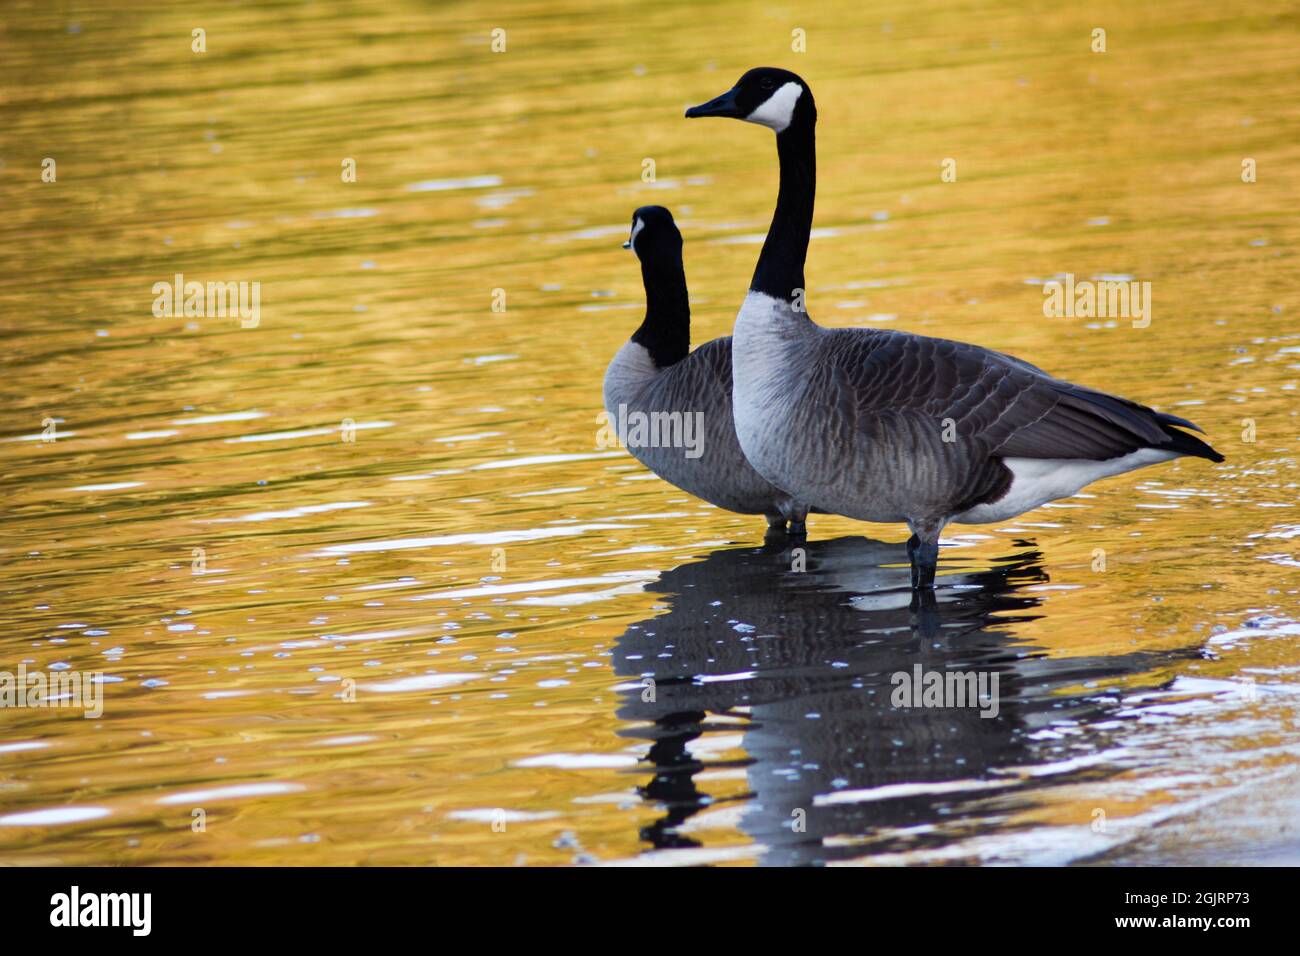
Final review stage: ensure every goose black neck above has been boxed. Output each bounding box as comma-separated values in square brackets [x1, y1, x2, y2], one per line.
[631, 253, 690, 368]
[750, 121, 816, 302]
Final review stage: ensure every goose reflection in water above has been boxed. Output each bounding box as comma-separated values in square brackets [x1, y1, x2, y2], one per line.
[613, 536, 1196, 865]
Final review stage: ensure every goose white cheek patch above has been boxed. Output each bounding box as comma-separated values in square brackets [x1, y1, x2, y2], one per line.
[745, 82, 804, 132]
[627, 217, 645, 251]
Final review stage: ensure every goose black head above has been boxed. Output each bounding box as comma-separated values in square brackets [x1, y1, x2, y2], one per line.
[623, 205, 682, 260]
[684, 67, 815, 134]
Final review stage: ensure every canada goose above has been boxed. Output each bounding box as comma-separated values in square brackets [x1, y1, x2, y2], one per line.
[603, 205, 809, 533]
[685, 68, 1223, 589]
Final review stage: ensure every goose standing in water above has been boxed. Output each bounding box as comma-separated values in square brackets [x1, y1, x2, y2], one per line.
[603, 205, 809, 534]
[685, 68, 1223, 589]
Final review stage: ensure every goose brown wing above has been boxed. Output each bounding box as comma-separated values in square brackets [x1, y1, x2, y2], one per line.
[825, 328, 1215, 462]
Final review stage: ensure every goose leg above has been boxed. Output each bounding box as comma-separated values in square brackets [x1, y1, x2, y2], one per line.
[906, 526, 941, 590]
[787, 504, 808, 537]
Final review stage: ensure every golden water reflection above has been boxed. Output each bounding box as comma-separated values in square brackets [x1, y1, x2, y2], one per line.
[0, 0, 1297, 864]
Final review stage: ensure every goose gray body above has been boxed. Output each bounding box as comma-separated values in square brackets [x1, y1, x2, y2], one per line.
[731, 289, 1213, 529]
[605, 335, 802, 519]
[687, 68, 1224, 586]
[604, 206, 807, 529]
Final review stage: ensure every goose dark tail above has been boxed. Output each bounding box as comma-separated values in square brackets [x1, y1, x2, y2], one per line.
[1154, 412, 1225, 462]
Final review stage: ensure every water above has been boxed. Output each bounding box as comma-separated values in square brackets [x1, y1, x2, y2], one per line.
[1, 0, 1297, 865]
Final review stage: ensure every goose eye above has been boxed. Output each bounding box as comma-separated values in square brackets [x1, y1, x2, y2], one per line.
[760, 77, 775, 90]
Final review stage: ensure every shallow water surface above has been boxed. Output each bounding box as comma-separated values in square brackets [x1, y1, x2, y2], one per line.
[1, 0, 1298, 865]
